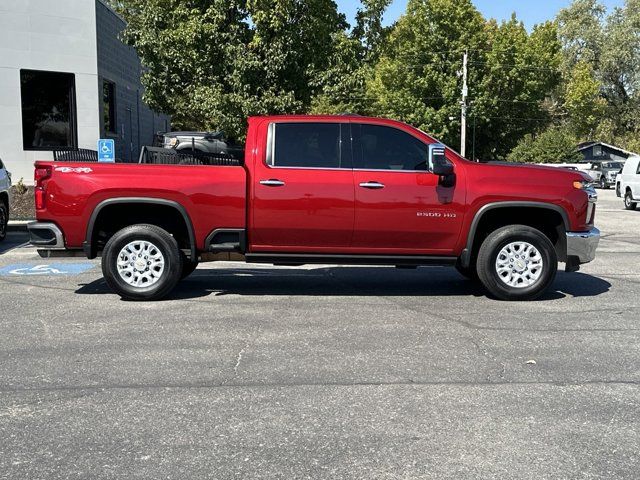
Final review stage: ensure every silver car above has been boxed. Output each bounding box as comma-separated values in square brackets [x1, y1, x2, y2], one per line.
[0, 156, 11, 241]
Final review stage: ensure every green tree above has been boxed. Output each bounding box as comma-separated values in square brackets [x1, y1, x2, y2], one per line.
[563, 60, 606, 137]
[557, 0, 640, 137]
[368, 1, 560, 160]
[475, 18, 561, 159]
[367, 0, 488, 149]
[248, 0, 348, 108]
[115, 0, 346, 138]
[557, 0, 606, 70]
[310, 0, 392, 115]
[507, 127, 582, 163]
[599, 0, 640, 132]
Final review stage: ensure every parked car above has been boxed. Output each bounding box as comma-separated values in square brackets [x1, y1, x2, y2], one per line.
[163, 131, 244, 161]
[29, 115, 600, 301]
[0, 156, 11, 241]
[585, 161, 625, 189]
[616, 156, 640, 210]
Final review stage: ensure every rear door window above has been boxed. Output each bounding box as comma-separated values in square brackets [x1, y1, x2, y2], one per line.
[269, 123, 347, 169]
[352, 124, 428, 171]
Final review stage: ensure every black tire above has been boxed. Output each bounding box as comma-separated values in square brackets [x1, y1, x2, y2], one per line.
[180, 253, 199, 279]
[616, 183, 621, 197]
[101, 224, 183, 301]
[0, 201, 7, 242]
[455, 259, 478, 281]
[624, 191, 637, 211]
[476, 225, 557, 301]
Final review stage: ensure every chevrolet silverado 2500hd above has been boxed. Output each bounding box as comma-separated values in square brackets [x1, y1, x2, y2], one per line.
[28, 115, 600, 301]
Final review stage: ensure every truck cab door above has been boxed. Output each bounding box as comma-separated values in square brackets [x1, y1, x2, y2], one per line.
[250, 121, 354, 252]
[350, 122, 464, 255]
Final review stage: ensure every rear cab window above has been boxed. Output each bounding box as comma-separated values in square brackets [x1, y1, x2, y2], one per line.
[352, 123, 428, 171]
[267, 122, 351, 169]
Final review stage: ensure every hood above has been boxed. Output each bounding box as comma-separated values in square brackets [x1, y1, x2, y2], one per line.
[471, 160, 592, 183]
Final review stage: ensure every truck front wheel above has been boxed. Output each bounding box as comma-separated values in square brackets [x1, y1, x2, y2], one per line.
[0, 200, 7, 242]
[624, 191, 637, 210]
[102, 224, 183, 301]
[476, 225, 557, 301]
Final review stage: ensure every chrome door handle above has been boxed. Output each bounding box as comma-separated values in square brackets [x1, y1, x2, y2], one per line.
[359, 181, 385, 189]
[260, 179, 285, 187]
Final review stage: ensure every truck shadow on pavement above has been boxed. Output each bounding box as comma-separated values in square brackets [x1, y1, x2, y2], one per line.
[75, 267, 611, 301]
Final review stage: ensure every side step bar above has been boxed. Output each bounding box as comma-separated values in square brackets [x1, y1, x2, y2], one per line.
[245, 253, 457, 267]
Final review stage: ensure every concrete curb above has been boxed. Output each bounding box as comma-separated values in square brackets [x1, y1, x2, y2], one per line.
[7, 220, 32, 232]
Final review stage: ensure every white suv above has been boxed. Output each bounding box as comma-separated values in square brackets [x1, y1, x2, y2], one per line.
[616, 156, 640, 210]
[0, 157, 10, 241]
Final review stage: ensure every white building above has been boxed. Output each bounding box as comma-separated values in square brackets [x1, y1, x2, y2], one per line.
[0, 0, 169, 184]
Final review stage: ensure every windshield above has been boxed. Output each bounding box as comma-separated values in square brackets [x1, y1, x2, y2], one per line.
[603, 162, 623, 169]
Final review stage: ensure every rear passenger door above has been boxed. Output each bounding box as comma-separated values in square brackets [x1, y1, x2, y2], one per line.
[250, 122, 355, 252]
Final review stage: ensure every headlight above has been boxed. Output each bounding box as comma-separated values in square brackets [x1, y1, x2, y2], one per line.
[574, 180, 598, 203]
[163, 137, 178, 148]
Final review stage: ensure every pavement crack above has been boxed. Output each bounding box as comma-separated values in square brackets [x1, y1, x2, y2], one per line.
[227, 323, 263, 382]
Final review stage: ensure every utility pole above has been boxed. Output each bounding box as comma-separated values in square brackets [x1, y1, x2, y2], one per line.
[460, 50, 468, 158]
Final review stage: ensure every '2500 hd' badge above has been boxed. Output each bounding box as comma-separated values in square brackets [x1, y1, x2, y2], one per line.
[417, 211, 457, 218]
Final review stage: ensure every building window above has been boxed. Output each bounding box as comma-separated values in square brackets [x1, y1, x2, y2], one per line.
[593, 145, 602, 157]
[103, 80, 117, 134]
[20, 70, 77, 150]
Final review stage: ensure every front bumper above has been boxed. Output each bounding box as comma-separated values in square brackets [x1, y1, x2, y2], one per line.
[566, 228, 600, 268]
[27, 222, 65, 249]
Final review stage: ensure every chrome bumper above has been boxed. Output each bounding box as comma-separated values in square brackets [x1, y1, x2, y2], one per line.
[27, 222, 65, 249]
[566, 227, 600, 265]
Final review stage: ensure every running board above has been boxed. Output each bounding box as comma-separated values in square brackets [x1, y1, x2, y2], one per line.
[245, 253, 457, 267]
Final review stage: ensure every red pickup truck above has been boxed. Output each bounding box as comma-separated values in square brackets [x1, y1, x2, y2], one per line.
[28, 115, 600, 301]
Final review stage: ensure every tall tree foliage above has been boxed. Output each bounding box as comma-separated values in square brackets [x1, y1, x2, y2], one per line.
[557, 0, 640, 143]
[310, 0, 392, 114]
[367, 0, 488, 150]
[476, 18, 561, 159]
[115, 0, 346, 138]
[367, 0, 560, 159]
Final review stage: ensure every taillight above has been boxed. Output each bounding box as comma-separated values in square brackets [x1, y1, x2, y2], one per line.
[35, 166, 52, 185]
[34, 165, 52, 210]
[35, 187, 46, 210]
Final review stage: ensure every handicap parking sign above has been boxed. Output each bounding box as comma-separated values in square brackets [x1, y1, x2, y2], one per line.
[98, 139, 115, 163]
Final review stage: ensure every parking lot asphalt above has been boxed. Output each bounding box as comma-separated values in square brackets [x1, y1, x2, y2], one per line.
[0, 189, 639, 479]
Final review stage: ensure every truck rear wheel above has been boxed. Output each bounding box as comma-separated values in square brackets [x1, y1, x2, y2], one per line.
[476, 225, 557, 301]
[102, 224, 183, 301]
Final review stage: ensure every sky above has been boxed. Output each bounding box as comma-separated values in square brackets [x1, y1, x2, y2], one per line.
[336, 0, 627, 29]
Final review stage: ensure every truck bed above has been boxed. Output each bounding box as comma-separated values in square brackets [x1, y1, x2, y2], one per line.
[35, 161, 247, 251]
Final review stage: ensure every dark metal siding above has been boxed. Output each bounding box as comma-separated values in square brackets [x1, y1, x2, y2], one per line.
[95, 0, 170, 162]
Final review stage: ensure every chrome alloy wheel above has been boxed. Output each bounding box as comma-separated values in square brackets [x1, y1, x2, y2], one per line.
[116, 240, 165, 287]
[495, 241, 544, 288]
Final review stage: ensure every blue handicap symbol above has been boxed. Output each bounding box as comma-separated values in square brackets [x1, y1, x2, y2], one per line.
[0, 263, 95, 276]
[97, 139, 115, 163]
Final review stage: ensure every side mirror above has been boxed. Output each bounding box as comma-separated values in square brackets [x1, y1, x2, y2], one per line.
[429, 143, 454, 176]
